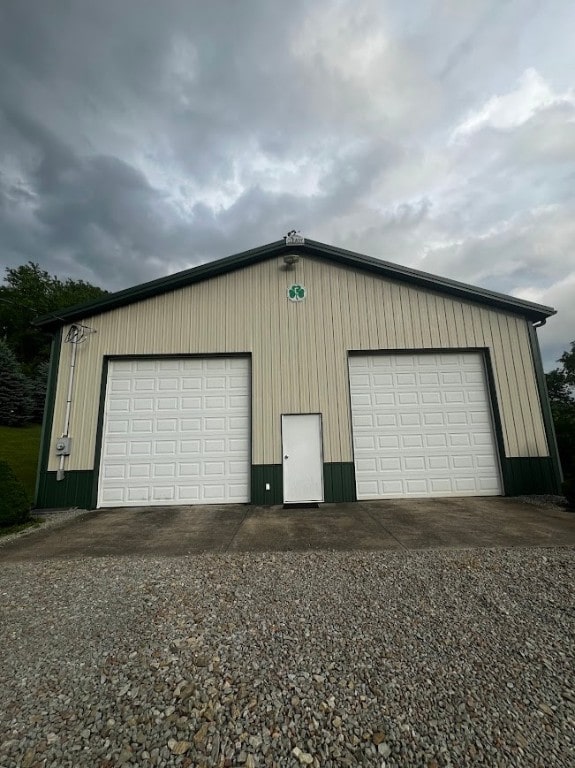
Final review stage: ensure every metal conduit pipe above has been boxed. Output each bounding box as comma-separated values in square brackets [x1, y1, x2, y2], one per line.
[56, 325, 80, 481]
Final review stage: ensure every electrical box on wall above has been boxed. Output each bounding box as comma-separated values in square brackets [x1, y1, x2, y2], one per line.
[55, 437, 72, 456]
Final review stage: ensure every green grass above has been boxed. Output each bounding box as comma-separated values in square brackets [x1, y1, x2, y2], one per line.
[0, 424, 42, 502]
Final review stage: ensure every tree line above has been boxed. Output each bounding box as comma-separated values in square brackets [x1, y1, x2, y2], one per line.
[547, 342, 575, 486]
[0, 262, 106, 426]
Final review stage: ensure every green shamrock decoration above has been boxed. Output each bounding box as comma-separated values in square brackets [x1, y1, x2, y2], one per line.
[288, 284, 306, 301]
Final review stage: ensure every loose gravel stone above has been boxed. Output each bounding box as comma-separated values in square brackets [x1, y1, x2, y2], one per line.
[0, 547, 573, 767]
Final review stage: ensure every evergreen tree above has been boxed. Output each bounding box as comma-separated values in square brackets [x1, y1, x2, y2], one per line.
[0, 340, 33, 426]
[31, 360, 50, 423]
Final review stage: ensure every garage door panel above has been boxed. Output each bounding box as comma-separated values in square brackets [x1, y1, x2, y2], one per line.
[99, 357, 250, 507]
[110, 381, 131, 394]
[182, 377, 202, 390]
[154, 440, 176, 454]
[350, 353, 502, 499]
[423, 412, 444, 426]
[428, 456, 449, 470]
[127, 488, 148, 502]
[108, 420, 129, 433]
[128, 464, 151, 479]
[479, 477, 501, 491]
[449, 433, 470, 447]
[430, 478, 452, 493]
[156, 398, 178, 410]
[421, 393, 442, 405]
[103, 465, 125, 479]
[101, 488, 124, 504]
[446, 412, 468, 425]
[476, 455, 497, 468]
[134, 379, 155, 391]
[376, 414, 397, 427]
[180, 418, 201, 431]
[373, 374, 393, 386]
[154, 464, 175, 478]
[204, 417, 225, 431]
[406, 479, 427, 494]
[426, 434, 447, 447]
[152, 487, 175, 501]
[402, 435, 424, 448]
[351, 393, 372, 407]
[442, 372, 463, 385]
[156, 418, 177, 431]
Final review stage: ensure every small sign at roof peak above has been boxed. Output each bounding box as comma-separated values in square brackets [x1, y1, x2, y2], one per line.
[285, 230, 304, 245]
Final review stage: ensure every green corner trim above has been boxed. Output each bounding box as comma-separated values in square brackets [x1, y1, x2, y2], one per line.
[501, 457, 558, 495]
[36, 471, 95, 510]
[323, 463, 357, 502]
[34, 328, 62, 507]
[527, 324, 563, 491]
[251, 465, 283, 505]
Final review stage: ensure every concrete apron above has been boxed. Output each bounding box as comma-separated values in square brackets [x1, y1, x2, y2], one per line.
[1, 497, 574, 562]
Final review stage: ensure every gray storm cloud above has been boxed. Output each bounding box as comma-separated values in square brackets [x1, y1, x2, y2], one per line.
[0, 0, 574, 367]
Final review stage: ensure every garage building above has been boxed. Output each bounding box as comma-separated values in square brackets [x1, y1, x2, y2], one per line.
[34, 235, 562, 509]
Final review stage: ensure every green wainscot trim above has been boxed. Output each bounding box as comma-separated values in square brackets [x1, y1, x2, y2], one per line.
[36, 471, 95, 510]
[502, 457, 560, 496]
[323, 463, 357, 503]
[251, 463, 357, 504]
[250, 465, 283, 505]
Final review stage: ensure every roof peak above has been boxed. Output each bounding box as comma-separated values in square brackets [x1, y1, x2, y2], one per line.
[34, 238, 556, 329]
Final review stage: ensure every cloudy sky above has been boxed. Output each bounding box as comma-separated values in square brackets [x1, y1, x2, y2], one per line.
[1, 1, 574, 368]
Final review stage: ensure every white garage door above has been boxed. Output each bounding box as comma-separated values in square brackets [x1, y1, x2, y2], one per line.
[98, 357, 250, 507]
[349, 353, 502, 499]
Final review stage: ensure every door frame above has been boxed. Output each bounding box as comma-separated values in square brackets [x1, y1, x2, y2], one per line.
[281, 412, 325, 504]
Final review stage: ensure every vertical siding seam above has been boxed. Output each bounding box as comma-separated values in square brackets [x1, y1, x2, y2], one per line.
[410, 289, 424, 348]
[436, 296, 448, 347]
[419, 291, 434, 347]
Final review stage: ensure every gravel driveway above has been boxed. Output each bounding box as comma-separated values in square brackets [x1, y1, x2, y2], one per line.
[1, 548, 574, 767]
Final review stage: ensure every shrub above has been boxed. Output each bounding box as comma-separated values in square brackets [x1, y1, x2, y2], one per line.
[0, 460, 31, 527]
[563, 477, 575, 509]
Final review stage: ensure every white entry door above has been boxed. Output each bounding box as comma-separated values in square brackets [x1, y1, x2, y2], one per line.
[282, 414, 324, 503]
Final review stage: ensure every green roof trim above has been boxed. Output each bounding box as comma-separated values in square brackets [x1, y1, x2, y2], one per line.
[33, 238, 556, 329]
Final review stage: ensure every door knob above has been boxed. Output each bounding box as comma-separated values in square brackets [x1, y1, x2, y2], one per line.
[284, 455, 289, 459]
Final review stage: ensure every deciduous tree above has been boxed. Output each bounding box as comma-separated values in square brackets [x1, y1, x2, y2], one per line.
[546, 341, 575, 480]
[0, 262, 107, 374]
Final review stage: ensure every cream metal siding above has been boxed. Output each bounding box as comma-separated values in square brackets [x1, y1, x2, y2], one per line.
[48, 255, 549, 471]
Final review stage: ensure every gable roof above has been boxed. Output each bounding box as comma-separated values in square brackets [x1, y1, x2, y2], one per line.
[34, 238, 556, 329]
